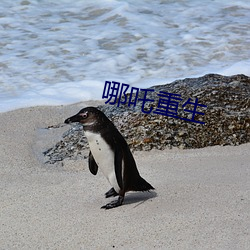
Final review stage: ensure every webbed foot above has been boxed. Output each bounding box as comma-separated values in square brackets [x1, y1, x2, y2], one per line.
[105, 187, 118, 198]
[101, 196, 124, 209]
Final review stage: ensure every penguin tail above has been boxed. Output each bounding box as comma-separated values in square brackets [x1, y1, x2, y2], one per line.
[131, 176, 154, 192]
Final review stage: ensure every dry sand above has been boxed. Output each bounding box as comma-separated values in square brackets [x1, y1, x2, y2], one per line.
[0, 101, 249, 250]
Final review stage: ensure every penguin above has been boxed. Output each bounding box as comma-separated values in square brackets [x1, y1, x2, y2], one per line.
[65, 107, 154, 209]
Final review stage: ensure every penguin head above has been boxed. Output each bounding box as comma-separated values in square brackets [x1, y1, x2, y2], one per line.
[65, 107, 108, 129]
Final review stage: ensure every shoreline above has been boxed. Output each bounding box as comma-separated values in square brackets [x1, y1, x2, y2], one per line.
[0, 102, 249, 249]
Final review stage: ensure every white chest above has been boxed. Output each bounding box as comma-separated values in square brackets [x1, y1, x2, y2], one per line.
[85, 131, 120, 192]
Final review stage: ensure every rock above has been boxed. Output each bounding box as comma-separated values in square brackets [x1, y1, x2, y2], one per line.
[43, 74, 250, 164]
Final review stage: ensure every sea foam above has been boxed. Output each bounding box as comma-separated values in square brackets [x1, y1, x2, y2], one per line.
[0, 0, 249, 112]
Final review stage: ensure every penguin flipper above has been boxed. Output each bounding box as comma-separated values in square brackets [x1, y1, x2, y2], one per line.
[114, 146, 124, 190]
[88, 151, 98, 175]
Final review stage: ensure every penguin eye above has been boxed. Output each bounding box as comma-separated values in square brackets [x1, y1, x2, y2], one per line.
[79, 112, 88, 119]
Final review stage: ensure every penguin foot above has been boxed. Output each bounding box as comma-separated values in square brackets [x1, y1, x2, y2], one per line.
[101, 196, 124, 209]
[105, 187, 118, 198]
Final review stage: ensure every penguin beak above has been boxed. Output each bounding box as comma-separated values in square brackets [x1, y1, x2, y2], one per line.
[64, 114, 81, 124]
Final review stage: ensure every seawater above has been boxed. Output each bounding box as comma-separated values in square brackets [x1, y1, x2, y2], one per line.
[0, 0, 249, 112]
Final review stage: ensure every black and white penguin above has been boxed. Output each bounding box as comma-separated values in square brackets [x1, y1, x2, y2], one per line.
[65, 107, 154, 209]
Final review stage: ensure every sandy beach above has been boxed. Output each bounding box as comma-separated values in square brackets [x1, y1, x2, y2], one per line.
[0, 101, 249, 249]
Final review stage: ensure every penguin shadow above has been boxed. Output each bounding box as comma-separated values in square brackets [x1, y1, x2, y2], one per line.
[122, 190, 157, 208]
